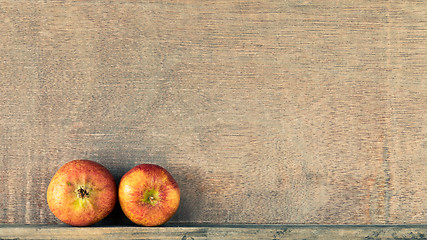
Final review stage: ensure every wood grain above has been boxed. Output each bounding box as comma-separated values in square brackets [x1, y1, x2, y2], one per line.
[0, 0, 426, 224]
[1, 225, 427, 240]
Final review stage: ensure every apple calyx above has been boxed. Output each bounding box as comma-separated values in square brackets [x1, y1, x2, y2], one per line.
[76, 186, 90, 199]
[142, 189, 160, 206]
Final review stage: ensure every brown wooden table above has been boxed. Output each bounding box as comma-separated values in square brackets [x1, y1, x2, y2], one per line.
[1, 224, 426, 239]
[1, 0, 426, 230]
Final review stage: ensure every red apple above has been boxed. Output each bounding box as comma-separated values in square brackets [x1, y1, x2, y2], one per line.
[118, 164, 180, 226]
[47, 160, 117, 226]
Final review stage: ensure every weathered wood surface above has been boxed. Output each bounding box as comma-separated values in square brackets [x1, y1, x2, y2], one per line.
[1, 225, 427, 240]
[0, 0, 426, 225]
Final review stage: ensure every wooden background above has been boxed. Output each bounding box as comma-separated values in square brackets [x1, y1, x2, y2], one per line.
[0, 0, 426, 225]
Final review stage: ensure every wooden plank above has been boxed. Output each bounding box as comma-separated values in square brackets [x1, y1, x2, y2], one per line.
[0, 0, 426, 225]
[1, 225, 427, 240]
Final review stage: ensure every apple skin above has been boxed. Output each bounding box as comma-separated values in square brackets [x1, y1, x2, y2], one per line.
[118, 164, 180, 226]
[47, 160, 117, 226]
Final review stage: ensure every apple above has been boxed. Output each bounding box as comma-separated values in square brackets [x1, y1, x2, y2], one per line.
[118, 164, 180, 226]
[47, 160, 117, 226]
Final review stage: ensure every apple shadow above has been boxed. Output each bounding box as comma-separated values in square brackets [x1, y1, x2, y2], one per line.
[89, 148, 169, 226]
[166, 164, 206, 225]
[89, 149, 205, 226]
